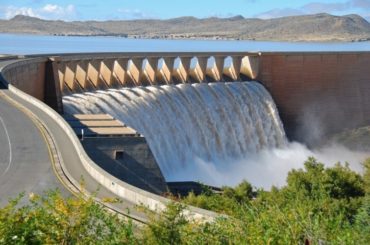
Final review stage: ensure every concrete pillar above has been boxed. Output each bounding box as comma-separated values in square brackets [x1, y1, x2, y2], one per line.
[100, 59, 115, 87]
[75, 61, 94, 91]
[205, 56, 223, 82]
[44, 57, 64, 113]
[173, 57, 191, 84]
[164, 57, 175, 69]
[189, 57, 206, 83]
[156, 58, 173, 85]
[55, 62, 67, 94]
[63, 63, 74, 91]
[163, 57, 175, 84]
[88, 60, 108, 90]
[142, 58, 157, 85]
[224, 56, 241, 81]
[197, 56, 208, 82]
[240, 55, 260, 80]
[213, 56, 225, 81]
[87, 62, 98, 89]
[127, 59, 141, 86]
[112, 59, 128, 86]
[64, 62, 83, 93]
[233, 56, 242, 81]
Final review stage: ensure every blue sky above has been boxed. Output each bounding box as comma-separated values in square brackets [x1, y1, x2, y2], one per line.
[1, 0, 370, 21]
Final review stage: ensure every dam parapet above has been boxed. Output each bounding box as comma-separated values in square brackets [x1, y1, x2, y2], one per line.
[51, 53, 261, 95]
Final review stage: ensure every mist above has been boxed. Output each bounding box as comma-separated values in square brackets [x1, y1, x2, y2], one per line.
[166, 141, 369, 190]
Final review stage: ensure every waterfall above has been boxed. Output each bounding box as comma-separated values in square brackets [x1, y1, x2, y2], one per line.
[63, 82, 287, 179]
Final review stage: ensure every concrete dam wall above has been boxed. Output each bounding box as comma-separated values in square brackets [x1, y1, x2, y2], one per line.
[3, 52, 370, 144]
[258, 52, 370, 144]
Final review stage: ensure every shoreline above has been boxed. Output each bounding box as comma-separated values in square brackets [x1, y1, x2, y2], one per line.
[1, 32, 370, 43]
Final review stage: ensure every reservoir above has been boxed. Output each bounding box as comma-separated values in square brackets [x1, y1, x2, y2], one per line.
[0, 33, 370, 54]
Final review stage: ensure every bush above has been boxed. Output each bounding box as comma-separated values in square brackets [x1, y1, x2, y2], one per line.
[181, 157, 369, 244]
[0, 157, 368, 244]
[0, 190, 136, 244]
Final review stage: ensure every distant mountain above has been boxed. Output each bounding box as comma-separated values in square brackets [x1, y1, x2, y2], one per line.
[1, 13, 370, 42]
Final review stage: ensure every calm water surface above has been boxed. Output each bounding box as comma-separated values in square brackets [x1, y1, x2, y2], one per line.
[0, 33, 370, 54]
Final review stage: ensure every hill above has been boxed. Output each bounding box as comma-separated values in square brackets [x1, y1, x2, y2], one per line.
[1, 13, 370, 41]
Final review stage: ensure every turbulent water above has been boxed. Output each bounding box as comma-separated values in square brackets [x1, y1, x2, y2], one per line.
[63, 82, 287, 179]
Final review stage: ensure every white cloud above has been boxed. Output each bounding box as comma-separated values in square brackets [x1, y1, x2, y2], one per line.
[301, 2, 350, 13]
[42, 4, 57, 13]
[41, 4, 75, 15]
[117, 8, 154, 19]
[5, 6, 40, 19]
[255, 8, 304, 19]
[254, 0, 370, 19]
[3, 4, 76, 20]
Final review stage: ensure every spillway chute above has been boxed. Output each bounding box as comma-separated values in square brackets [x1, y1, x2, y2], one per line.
[63, 81, 287, 178]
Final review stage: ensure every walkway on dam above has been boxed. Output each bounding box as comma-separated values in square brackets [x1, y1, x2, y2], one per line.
[0, 61, 147, 222]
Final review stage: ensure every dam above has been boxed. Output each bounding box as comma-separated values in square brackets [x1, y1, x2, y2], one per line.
[1, 51, 370, 221]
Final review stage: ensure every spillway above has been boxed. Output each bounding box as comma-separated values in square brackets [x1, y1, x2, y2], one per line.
[63, 81, 287, 179]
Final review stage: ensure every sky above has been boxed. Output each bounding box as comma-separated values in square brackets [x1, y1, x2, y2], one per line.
[0, 0, 370, 21]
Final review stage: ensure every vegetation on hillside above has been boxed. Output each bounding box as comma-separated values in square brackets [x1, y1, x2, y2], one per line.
[0, 157, 369, 244]
[2, 13, 370, 41]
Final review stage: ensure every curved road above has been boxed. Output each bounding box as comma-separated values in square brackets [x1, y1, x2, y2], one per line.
[0, 60, 146, 222]
[0, 90, 66, 206]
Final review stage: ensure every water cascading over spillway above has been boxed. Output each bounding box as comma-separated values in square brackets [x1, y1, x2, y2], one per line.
[63, 81, 287, 180]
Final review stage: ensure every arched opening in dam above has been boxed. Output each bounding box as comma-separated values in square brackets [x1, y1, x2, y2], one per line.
[62, 81, 367, 189]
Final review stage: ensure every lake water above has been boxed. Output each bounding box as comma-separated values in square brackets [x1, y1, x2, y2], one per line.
[0, 33, 370, 55]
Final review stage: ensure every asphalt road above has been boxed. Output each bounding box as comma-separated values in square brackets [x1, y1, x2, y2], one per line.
[0, 91, 66, 206]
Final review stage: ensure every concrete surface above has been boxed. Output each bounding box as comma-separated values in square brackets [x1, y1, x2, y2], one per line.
[257, 52, 370, 144]
[64, 114, 114, 121]
[65, 114, 137, 136]
[82, 136, 168, 194]
[70, 120, 125, 127]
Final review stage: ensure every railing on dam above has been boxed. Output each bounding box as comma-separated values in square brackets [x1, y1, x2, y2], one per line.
[51, 52, 261, 95]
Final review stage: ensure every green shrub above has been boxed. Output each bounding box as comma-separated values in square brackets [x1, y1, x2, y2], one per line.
[0, 190, 136, 245]
[1, 157, 368, 244]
